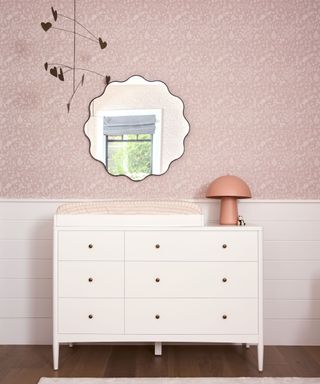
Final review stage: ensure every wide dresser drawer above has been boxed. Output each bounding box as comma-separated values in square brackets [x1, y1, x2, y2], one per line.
[125, 231, 257, 261]
[59, 261, 124, 297]
[125, 262, 257, 298]
[58, 231, 124, 260]
[58, 298, 124, 334]
[125, 298, 258, 335]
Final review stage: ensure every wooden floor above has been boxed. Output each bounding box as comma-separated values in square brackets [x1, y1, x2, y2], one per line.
[0, 345, 320, 384]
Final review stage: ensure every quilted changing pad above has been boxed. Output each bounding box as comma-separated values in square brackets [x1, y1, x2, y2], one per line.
[55, 201, 204, 226]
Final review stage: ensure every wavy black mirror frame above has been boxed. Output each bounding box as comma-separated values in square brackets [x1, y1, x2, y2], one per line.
[84, 75, 190, 181]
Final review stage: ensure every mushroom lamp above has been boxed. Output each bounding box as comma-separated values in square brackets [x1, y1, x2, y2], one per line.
[206, 175, 251, 225]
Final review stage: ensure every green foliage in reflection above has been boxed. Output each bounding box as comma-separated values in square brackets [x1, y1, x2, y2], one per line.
[107, 137, 152, 180]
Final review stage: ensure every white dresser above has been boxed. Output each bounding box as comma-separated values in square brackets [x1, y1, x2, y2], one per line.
[53, 202, 263, 371]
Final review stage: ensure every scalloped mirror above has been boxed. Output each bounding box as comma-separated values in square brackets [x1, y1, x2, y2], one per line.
[84, 76, 189, 181]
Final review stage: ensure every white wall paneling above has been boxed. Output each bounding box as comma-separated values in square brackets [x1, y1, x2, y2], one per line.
[0, 319, 52, 344]
[264, 300, 320, 319]
[0, 298, 52, 318]
[0, 279, 52, 298]
[0, 239, 52, 260]
[264, 280, 320, 300]
[264, 320, 320, 346]
[0, 199, 320, 345]
[0, 259, 52, 279]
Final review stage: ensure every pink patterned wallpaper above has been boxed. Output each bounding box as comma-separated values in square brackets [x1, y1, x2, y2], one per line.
[1, 0, 319, 199]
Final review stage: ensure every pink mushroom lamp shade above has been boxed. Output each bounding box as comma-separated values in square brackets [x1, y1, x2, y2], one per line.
[206, 175, 252, 225]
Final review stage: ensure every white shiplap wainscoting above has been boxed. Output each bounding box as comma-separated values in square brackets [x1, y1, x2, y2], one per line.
[0, 199, 320, 345]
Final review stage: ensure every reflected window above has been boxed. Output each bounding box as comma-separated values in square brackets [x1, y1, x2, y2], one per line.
[103, 110, 162, 180]
[106, 133, 153, 180]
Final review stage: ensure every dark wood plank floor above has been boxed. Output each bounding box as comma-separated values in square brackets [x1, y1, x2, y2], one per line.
[0, 345, 320, 384]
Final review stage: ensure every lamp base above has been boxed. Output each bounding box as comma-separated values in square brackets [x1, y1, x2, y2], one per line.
[220, 197, 238, 225]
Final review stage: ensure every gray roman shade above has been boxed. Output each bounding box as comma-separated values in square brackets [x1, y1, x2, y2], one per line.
[103, 115, 156, 136]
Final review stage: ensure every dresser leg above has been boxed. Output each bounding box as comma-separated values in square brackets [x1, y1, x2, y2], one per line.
[53, 341, 59, 370]
[257, 342, 264, 372]
[154, 342, 162, 356]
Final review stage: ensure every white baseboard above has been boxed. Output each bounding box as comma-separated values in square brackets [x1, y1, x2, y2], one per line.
[1, 199, 320, 345]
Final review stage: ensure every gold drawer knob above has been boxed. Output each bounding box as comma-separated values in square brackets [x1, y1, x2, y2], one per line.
[155, 277, 160, 283]
[155, 314, 160, 319]
[222, 244, 227, 249]
[88, 314, 93, 319]
[222, 277, 227, 283]
[88, 277, 93, 283]
[222, 314, 227, 320]
[155, 244, 160, 249]
[88, 244, 93, 249]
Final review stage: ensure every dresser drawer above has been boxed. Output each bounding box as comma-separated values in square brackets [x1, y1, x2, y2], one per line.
[125, 298, 258, 335]
[59, 261, 124, 297]
[58, 298, 124, 334]
[125, 231, 257, 261]
[125, 262, 257, 298]
[58, 231, 124, 260]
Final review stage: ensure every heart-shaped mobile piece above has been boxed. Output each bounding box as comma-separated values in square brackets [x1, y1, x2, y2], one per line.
[41, 22, 52, 32]
[58, 68, 64, 81]
[51, 7, 58, 21]
[105, 75, 111, 85]
[50, 66, 58, 77]
[99, 37, 107, 49]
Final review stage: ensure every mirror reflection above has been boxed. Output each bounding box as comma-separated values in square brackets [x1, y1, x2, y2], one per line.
[84, 76, 189, 181]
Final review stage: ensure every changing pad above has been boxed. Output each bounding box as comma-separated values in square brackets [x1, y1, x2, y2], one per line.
[55, 201, 204, 227]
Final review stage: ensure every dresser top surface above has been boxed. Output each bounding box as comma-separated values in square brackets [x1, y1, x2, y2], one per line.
[54, 202, 262, 230]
